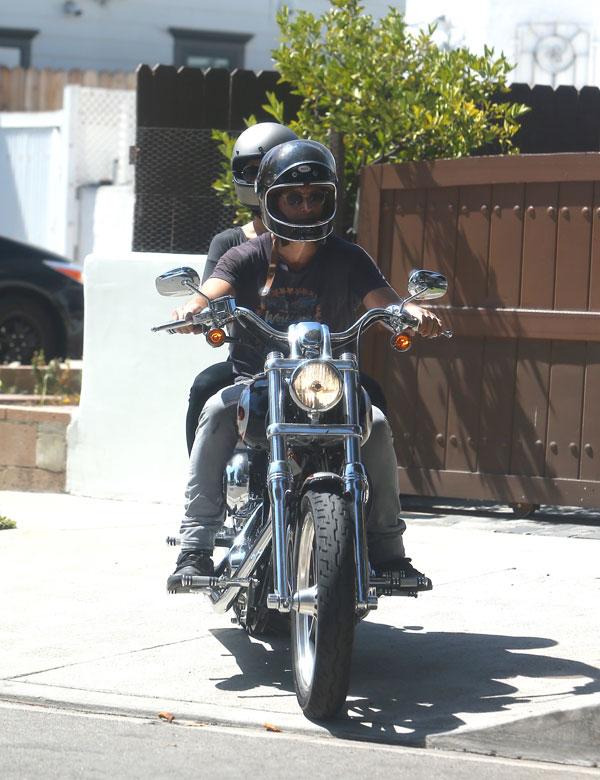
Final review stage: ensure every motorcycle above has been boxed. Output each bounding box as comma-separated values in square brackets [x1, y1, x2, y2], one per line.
[153, 267, 450, 719]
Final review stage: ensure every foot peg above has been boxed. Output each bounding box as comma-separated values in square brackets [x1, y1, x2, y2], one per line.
[371, 571, 433, 598]
[168, 574, 256, 594]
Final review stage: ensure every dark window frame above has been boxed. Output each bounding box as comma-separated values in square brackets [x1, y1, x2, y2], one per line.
[0, 27, 38, 67]
[168, 27, 252, 70]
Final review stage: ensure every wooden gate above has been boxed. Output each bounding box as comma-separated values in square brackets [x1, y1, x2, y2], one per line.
[358, 153, 600, 507]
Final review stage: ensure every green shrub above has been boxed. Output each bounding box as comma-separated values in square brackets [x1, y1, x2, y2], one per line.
[0, 515, 16, 530]
[212, 0, 528, 229]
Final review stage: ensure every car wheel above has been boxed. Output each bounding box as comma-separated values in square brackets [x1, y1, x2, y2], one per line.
[0, 295, 59, 364]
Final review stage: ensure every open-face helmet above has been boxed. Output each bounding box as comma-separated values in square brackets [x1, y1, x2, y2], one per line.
[255, 139, 337, 242]
[231, 123, 298, 212]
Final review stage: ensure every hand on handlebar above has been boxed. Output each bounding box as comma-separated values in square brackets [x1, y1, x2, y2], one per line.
[171, 297, 208, 334]
[387, 303, 442, 339]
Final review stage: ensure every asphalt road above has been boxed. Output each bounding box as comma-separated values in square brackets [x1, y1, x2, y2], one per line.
[1, 702, 596, 780]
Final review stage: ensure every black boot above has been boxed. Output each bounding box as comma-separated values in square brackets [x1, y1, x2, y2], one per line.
[372, 557, 432, 591]
[167, 550, 214, 593]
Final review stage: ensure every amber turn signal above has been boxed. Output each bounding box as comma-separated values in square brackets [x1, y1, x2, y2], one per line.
[206, 328, 226, 347]
[391, 332, 412, 352]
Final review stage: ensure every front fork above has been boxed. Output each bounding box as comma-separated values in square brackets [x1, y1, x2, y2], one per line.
[266, 352, 293, 613]
[265, 351, 375, 614]
[341, 353, 377, 613]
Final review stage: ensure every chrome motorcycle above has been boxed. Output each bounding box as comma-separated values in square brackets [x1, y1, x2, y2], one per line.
[153, 267, 450, 719]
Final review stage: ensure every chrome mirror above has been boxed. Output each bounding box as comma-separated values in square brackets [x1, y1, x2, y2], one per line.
[407, 270, 448, 301]
[155, 267, 201, 297]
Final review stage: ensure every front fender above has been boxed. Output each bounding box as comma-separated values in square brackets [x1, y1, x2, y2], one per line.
[300, 472, 345, 499]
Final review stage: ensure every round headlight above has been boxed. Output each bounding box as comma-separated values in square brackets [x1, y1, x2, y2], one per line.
[290, 360, 343, 412]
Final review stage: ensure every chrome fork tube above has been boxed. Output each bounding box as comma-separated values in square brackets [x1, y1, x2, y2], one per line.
[341, 353, 372, 611]
[266, 351, 292, 612]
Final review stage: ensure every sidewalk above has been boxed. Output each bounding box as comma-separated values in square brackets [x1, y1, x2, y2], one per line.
[0, 490, 598, 768]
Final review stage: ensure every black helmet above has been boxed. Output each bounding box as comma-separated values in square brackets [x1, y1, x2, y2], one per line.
[255, 139, 337, 242]
[231, 123, 298, 211]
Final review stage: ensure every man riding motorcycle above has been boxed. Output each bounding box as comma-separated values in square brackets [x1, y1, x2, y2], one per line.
[167, 139, 443, 593]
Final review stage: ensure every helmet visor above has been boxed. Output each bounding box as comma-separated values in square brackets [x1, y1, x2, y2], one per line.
[232, 157, 261, 186]
[265, 183, 336, 230]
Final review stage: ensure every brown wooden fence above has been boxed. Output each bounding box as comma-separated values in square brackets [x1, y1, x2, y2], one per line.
[0, 67, 136, 111]
[358, 153, 600, 508]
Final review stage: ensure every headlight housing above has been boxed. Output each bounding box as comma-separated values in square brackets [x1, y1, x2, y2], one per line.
[290, 360, 343, 412]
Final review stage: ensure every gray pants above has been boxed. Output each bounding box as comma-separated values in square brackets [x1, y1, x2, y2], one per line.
[180, 382, 406, 564]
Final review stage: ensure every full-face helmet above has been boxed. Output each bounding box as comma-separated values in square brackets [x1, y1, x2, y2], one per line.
[231, 123, 298, 212]
[255, 139, 337, 242]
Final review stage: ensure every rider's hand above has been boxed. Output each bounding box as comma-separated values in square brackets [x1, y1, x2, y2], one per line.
[171, 296, 207, 335]
[404, 302, 443, 338]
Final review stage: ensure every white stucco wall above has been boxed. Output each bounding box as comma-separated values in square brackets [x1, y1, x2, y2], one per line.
[66, 251, 220, 503]
[404, 0, 600, 87]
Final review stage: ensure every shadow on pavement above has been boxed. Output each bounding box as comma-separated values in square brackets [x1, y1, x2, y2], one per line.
[211, 622, 600, 744]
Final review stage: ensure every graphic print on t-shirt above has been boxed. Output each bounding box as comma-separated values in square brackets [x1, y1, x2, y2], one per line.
[257, 286, 323, 330]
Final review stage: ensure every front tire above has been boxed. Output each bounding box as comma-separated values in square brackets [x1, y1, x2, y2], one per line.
[291, 488, 355, 719]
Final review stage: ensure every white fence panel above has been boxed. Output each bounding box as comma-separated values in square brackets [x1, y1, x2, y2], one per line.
[0, 86, 135, 260]
[0, 112, 64, 253]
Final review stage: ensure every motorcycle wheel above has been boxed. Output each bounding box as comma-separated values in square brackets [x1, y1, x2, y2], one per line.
[291, 487, 355, 720]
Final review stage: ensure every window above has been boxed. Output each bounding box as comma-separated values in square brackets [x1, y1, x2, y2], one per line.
[169, 28, 252, 70]
[0, 28, 38, 68]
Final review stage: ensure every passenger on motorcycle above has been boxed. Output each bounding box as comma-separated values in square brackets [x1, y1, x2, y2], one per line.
[184, 122, 297, 454]
[167, 139, 443, 593]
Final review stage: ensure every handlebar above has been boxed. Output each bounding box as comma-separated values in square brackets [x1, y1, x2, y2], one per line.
[151, 298, 453, 342]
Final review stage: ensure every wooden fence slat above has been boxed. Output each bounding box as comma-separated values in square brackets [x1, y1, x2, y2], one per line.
[412, 344, 451, 471]
[361, 188, 393, 382]
[444, 339, 484, 472]
[387, 352, 419, 469]
[389, 188, 425, 291]
[0, 67, 10, 110]
[554, 181, 594, 311]
[580, 343, 600, 481]
[256, 70, 281, 121]
[510, 340, 552, 477]
[590, 183, 600, 311]
[203, 68, 230, 130]
[576, 86, 600, 152]
[136, 65, 154, 127]
[151, 65, 178, 127]
[8, 67, 25, 112]
[175, 67, 205, 129]
[229, 69, 260, 130]
[452, 185, 491, 306]
[357, 164, 383, 263]
[520, 183, 558, 309]
[545, 341, 586, 479]
[477, 339, 518, 474]
[82, 69, 99, 87]
[421, 186, 459, 284]
[488, 184, 525, 307]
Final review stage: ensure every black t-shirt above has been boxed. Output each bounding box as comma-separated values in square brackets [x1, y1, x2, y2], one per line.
[202, 226, 247, 284]
[211, 232, 389, 375]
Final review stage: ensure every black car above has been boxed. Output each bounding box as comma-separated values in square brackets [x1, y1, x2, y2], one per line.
[0, 236, 84, 364]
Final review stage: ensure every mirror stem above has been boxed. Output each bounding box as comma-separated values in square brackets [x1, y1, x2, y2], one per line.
[399, 285, 428, 309]
[183, 279, 212, 307]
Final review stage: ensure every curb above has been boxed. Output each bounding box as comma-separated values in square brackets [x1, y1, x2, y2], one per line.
[1, 680, 599, 767]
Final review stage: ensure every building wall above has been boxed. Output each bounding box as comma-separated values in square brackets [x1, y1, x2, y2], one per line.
[0, 0, 400, 73]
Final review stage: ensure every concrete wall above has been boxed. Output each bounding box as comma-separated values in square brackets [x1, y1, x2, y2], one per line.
[66, 251, 218, 503]
[0, 405, 72, 492]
